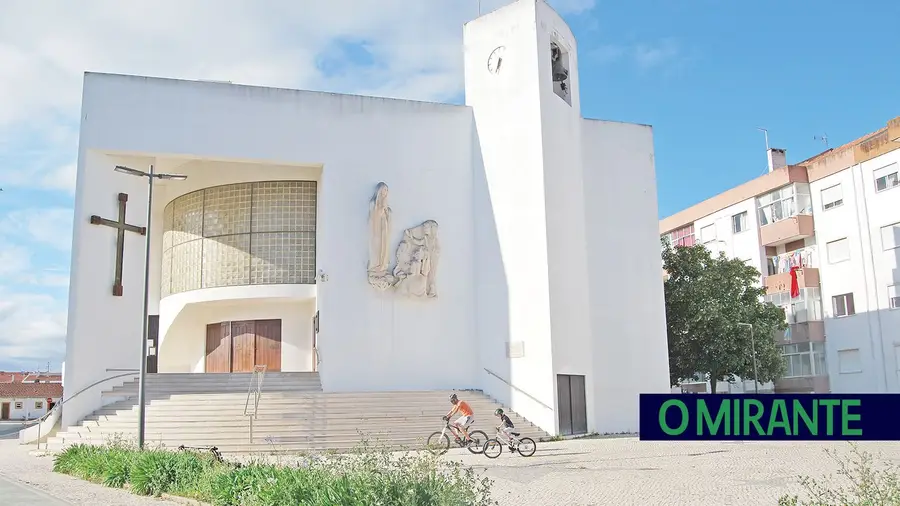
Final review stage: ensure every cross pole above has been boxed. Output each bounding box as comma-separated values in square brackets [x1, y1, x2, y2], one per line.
[90, 192, 146, 296]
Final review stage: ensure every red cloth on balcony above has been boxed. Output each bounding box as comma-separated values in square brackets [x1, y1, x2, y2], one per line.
[790, 266, 801, 298]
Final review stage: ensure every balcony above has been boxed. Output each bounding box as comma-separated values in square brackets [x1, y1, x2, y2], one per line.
[760, 215, 815, 246]
[757, 183, 815, 246]
[765, 267, 820, 295]
[774, 375, 830, 393]
[774, 321, 826, 346]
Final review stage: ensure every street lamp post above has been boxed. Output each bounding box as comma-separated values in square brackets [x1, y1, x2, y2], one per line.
[114, 164, 187, 449]
[738, 322, 759, 394]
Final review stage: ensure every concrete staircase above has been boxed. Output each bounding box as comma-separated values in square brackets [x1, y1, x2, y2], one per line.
[46, 372, 549, 454]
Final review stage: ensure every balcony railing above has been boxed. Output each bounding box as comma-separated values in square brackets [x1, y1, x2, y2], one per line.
[757, 184, 815, 246]
[767, 247, 817, 275]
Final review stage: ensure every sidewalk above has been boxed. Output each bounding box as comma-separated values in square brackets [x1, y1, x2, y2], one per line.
[0, 473, 71, 505]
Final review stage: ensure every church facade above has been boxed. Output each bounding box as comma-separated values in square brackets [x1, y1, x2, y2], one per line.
[63, 0, 670, 435]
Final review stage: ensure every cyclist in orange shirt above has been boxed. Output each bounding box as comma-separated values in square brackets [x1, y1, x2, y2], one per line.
[446, 393, 475, 441]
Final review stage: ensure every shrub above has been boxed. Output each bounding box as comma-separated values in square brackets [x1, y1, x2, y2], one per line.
[778, 444, 900, 506]
[53, 440, 496, 506]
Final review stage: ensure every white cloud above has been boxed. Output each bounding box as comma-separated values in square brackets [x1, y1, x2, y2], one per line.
[39, 164, 77, 194]
[0, 289, 67, 371]
[0, 207, 74, 251]
[0, 244, 32, 277]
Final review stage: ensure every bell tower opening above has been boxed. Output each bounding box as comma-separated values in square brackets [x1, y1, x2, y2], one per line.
[550, 41, 571, 105]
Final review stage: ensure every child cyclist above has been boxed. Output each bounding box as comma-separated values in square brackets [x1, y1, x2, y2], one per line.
[494, 408, 518, 449]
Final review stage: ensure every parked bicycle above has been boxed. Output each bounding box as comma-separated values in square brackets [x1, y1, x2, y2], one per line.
[483, 427, 536, 458]
[425, 416, 488, 456]
[177, 444, 225, 464]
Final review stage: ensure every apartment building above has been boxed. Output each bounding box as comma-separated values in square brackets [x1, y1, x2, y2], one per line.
[660, 116, 900, 394]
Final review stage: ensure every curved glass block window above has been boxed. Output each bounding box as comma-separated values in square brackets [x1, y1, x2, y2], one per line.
[161, 181, 317, 296]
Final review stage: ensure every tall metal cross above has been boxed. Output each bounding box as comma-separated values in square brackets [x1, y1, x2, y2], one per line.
[90, 192, 146, 296]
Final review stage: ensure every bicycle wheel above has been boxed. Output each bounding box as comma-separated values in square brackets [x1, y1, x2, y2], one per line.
[483, 438, 503, 459]
[426, 432, 450, 456]
[516, 437, 536, 457]
[466, 430, 489, 454]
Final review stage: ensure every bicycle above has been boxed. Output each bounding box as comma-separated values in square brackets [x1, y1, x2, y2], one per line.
[425, 416, 488, 456]
[177, 444, 225, 464]
[483, 427, 536, 458]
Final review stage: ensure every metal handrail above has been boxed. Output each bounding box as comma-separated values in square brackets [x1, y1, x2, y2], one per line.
[244, 365, 267, 443]
[29, 369, 139, 426]
[25, 369, 140, 449]
[483, 368, 554, 411]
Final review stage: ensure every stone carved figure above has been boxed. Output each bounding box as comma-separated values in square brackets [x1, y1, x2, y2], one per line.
[367, 182, 395, 290]
[393, 220, 440, 298]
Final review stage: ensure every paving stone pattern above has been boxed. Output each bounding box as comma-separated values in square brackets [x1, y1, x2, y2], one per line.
[447, 437, 900, 506]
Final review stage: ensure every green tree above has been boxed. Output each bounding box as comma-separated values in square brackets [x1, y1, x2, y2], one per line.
[662, 241, 787, 394]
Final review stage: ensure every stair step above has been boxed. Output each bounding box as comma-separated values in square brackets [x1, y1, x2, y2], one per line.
[61, 373, 548, 453]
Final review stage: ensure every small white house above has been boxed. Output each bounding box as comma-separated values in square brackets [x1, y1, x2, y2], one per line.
[0, 372, 63, 421]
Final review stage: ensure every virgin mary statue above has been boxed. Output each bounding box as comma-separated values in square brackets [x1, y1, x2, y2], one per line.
[367, 182, 394, 289]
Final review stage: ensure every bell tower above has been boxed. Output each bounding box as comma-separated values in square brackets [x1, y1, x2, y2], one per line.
[464, 0, 592, 435]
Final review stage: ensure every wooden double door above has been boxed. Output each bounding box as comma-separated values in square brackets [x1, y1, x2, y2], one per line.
[205, 319, 282, 373]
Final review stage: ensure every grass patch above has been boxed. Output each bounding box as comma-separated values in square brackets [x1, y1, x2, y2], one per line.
[53, 439, 496, 506]
[778, 444, 900, 506]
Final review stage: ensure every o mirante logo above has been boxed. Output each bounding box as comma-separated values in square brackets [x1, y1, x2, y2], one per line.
[639, 394, 889, 441]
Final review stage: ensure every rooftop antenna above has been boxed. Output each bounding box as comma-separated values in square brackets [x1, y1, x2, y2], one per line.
[756, 127, 771, 176]
[756, 127, 770, 151]
[814, 133, 829, 149]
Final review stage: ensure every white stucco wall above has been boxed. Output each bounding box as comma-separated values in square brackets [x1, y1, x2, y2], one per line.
[66, 73, 480, 428]
[66, 0, 670, 435]
[533, 1, 596, 435]
[811, 148, 900, 392]
[693, 198, 764, 272]
[465, 0, 557, 432]
[582, 119, 670, 433]
[0, 397, 57, 421]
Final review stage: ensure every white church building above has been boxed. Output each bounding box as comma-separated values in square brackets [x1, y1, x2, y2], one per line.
[63, 0, 670, 436]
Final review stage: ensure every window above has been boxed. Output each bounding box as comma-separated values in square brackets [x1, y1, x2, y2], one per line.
[700, 224, 716, 244]
[889, 285, 900, 310]
[756, 184, 812, 226]
[781, 343, 813, 377]
[812, 342, 827, 376]
[882, 222, 900, 251]
[35, 401, 43, 410]
[780, 342, 826, 378]
[766, 288, 823, 323]
[874, 163, 899, 193]
[826, 238, 850, 264]
[667, 224, 696, 248]
[14, 402, 23, 410]
[832, 293, 856, 317]
[732, 212, 748, 233]
[838, 348, 862, 374]
[821, 184, 843, 210]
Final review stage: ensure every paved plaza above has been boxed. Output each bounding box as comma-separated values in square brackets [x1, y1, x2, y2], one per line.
[1, 437, 899, 505]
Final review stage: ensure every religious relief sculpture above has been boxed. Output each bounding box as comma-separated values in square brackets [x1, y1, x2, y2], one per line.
[366, 182, 396, 291]
[364, 182, 440, 298]
[393, 220, 440, 298]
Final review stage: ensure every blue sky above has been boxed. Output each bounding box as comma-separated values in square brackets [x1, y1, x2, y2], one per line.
[0, 0, 897, 371]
